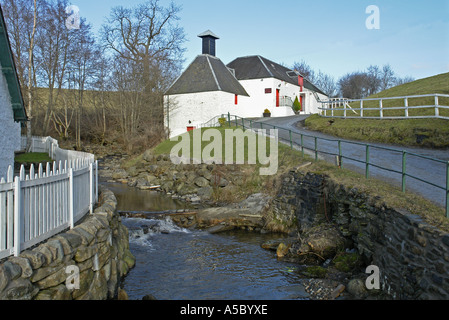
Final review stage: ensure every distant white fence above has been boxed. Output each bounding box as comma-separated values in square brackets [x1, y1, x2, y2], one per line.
[21, 136, 95, 163]
[319, 94, 449, 120]
[0, 136, 98, 259]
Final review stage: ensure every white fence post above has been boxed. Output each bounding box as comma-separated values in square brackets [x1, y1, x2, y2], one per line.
[7, 167, 14, 249]
[95, 160, 98, 203]
[435, 95, 439, 117]
[0, 177, 5, 251]
[13, 176, 22, 257]
[89, 162, 94, 214]
[68, 167, 74, 229]
[379, 99, 383, 118]
[404, 98, 409, 118]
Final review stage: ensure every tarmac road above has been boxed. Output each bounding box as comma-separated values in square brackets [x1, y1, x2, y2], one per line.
[243, 115, 449, 209]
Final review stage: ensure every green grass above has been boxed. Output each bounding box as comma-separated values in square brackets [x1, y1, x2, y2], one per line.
[306, 72, 449, 148]
[133, 125, 449, 228]
[153, 126, 281, 166]
[305, 114, 449, 148]
[15, 152, 52, 164]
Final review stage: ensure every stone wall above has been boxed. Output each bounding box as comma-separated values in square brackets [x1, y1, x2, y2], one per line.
[0, 187, 135, 300]
[269, 169, 449, 300]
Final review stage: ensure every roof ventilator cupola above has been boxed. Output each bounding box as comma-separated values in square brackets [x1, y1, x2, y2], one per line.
[198, 30, 220, 57]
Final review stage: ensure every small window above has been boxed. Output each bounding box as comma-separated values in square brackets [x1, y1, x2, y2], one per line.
[265, 88, 272, 94]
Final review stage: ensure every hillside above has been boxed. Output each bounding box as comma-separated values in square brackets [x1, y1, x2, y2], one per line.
[305, 72, 449, 148]
[369, 72, 449, 98]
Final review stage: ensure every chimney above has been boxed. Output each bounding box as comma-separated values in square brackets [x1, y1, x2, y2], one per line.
[198, 30, 220, 56]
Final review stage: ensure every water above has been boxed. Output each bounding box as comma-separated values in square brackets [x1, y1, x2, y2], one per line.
[105, 183, 191, 213]
[104, 182, 308, 300]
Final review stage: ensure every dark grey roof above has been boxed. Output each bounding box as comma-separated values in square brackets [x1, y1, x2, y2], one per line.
[0, 5, 27, 122]
[227, 55, 326, 96]
[165, 54, 249, 96]
[197, 30, 219, 39]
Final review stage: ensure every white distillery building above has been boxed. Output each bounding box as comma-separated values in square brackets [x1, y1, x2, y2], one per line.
[227, 55, 328, 118]
[0, 6, 27, 179]
[164, 30, 249, 138]
[164, 30, 327, 138]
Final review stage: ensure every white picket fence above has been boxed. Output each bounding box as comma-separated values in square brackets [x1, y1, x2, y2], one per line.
[21, 136, 95, 163]
[0, 137, 98, 259]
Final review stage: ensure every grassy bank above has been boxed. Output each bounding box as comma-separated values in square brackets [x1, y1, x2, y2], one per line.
[305, 72, 449, 148]
[15, 152, 53, 165]
[123, 126, 448, 230]
[304, 115, 449, 148]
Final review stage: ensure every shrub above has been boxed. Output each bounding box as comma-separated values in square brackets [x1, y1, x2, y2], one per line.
[293, 96, 301, 112]
[218, 117, 227, 127]
[264, 109, 271, 114]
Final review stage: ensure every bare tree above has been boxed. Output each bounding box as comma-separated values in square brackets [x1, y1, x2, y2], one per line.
[315, 71, 337, 98]
[380, 64, 396, 92]
[35, 0, 75, 136]
[25, 0, 37, 150]
[366, 65, 381, 96]
[101, 0, 186, 125]
[292, 59, 316, 83]
[1, 0, 39, 149]
[395, 76, 415, 86]
[67, 19, 100, 149]
[338, 72, 371, 99]
[1, 0, 35, 88]
[89, 54, 112, 145]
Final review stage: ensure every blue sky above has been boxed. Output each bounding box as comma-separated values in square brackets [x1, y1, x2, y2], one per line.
[74, 0, 449, 81]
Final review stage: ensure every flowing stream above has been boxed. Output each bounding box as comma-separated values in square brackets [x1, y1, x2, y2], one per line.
[104, 182, 309, 300]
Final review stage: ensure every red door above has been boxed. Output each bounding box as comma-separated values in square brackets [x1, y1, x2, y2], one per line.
[300, 96, 304, 112]
[276, 89, 280, 107]
[187, 126, 195, 132]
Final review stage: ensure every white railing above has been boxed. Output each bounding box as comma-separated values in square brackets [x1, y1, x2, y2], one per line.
[318, 94, 449, 119]
[279, 96, 293, 107]
[0, 137, 98, 259]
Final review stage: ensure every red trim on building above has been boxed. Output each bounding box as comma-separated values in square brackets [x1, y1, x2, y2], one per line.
[298, 76, 304, 92]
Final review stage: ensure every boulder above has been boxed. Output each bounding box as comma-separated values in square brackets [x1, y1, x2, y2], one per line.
[295, 224, 346, 264]
[276, 243, 290, 258]
[197, 186, 213, 200]
[194, 176, 209, 188]
[347, 278, 369, 299]
[142, 150, 154, 162]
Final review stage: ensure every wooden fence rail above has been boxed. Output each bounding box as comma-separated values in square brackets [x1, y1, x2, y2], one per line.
[318, 93, 449, 120]
[0, 137, 97, 259]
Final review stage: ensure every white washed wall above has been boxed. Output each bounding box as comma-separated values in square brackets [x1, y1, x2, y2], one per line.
[0, 68, 21, 179]
[164, 80, 329, 138]
[165, 91, 249, 138]
[307, 92, 328, 115]
[237, 78, 304, 118]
